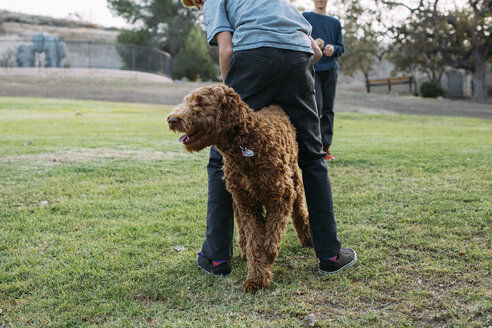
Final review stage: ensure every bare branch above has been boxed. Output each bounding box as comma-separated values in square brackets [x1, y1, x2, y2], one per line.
[380, 0, 416, 12]
[433, 0, 440, 12]
[468, 0, 481, 16]
[440, 48, 474, 70]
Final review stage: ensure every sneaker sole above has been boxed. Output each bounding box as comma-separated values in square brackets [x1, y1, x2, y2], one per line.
[196, 257, 232, 277]
[318, 250, 357, 275]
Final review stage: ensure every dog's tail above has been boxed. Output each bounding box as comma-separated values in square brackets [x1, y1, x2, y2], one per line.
[291, 169, 312, 247]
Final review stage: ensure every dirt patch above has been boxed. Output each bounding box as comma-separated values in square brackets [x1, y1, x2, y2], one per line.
[1, 148, 186, 165]
[0, 68, 172, 83]
[0, 70, 208, 105]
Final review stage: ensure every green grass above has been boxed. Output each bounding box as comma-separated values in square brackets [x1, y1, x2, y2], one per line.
[0, 97, 491, 327]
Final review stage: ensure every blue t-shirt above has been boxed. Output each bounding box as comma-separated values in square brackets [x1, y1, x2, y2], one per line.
[203, 0, 313, 54]
[302, 12, 344, 71]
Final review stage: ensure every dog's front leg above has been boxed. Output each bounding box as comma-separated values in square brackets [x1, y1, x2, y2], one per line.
[233, 201, 248, 261]
[234, 203, 272, 293]
[263, 202, 290, 263]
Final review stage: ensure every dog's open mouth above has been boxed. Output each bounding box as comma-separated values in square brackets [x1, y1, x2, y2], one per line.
[179, 131, 205, 145]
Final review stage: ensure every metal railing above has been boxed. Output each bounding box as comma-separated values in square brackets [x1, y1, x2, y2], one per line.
[0, 39, 173, 78]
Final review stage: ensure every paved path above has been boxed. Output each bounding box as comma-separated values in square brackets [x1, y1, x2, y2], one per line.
[335, 90, 492, 120]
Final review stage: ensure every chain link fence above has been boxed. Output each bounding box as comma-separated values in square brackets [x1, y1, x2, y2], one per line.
[0, 39, 173, 78]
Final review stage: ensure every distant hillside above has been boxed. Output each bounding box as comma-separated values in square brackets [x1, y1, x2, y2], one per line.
[0, 10, 110, 29]
[0, 10, 118, 42]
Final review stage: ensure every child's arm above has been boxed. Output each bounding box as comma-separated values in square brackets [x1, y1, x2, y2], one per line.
[309, 35, 322, 63]
[217, 31, 233, 81]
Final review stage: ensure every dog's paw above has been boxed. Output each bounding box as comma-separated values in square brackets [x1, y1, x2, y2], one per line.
[242, 278, 268, 293]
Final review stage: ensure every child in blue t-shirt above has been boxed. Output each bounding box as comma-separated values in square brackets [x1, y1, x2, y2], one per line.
[181, 0, 356, 281]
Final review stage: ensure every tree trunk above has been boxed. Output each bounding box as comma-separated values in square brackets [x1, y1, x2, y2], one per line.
[471, 59, 487, 102]
[364, 72, 370, 93]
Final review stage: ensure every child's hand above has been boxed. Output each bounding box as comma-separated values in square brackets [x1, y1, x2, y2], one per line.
[323, 44, 334, 57]
[309, 36, 322, 63]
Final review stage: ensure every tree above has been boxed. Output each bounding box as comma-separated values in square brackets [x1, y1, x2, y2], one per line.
[173, 27, 218, 81]
[341, 21, 382, 92]
[337, 0, 387, 92]
[108, 0, 219, 80]
[381, 0, 492, 101]
[387, 14, 447, 94]
[107, 0, 200, 56]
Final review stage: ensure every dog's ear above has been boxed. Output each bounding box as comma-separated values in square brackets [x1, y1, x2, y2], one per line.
[214, 85, 249, 133]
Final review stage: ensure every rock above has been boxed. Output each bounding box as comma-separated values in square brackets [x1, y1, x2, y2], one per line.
[305, 313, 316, 327]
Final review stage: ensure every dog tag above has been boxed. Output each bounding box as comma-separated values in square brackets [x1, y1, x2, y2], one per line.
[240, 146, 254, 157]
[242, 149, 254, 157]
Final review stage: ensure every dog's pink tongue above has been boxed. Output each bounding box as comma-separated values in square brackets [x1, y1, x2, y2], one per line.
[179, 134, 188, 143]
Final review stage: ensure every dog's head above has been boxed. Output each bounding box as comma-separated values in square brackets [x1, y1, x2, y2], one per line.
[166, 85, 250, 153]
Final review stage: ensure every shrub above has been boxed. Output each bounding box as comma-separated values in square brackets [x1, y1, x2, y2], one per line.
[173, 27, 217, 81]
[0, 48, 15, 67]
[420, 80, 446, 98]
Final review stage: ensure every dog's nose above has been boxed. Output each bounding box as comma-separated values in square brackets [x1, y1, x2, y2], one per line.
[167, 116, 179, 126]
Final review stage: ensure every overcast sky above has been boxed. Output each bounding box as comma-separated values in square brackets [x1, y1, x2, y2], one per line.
[0, 0, 128, 28]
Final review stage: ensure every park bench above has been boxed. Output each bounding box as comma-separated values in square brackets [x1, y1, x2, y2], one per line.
[367, 76, 414, 93]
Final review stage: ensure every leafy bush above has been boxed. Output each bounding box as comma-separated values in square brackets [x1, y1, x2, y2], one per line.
[420, 80, 446, 98]
[173, 27, 217, 81]
[117, 29, 152, 47]
[0, 48, 15, 67]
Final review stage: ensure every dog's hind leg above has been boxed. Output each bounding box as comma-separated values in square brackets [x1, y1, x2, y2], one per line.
[291, 169, 312, 247]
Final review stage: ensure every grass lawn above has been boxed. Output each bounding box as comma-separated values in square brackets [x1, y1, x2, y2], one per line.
[0, 97, 491, 327]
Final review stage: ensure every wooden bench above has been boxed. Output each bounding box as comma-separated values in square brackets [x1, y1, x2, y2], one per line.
[367, 76, 414, 93]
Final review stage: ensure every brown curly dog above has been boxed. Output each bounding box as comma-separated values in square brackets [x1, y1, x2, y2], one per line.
[166, 85, 312, 293]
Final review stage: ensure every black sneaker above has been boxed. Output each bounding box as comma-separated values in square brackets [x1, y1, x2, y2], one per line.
[319, 248, 357, 275]
[196, 253, 232, 276]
